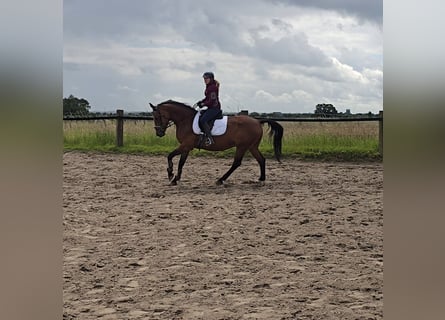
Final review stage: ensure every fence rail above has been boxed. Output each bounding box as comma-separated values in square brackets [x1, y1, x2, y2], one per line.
[64, 110, 383, 155]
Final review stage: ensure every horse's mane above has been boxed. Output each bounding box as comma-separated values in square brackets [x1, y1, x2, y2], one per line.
[158, 99, 195, 111]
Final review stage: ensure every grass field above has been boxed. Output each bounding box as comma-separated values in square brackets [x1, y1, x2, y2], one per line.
[63, 119, 381, 161]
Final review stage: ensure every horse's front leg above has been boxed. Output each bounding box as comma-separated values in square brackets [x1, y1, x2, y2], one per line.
[167, 149, 181, 182]
[167, 149, 190, 186]
[170, 151, 190, 185]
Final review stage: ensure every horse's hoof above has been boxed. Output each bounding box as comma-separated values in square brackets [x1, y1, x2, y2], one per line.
[169, 180, 177, 186]
[216, 179, 224, 186]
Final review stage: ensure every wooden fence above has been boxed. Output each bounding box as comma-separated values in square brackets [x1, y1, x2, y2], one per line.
[64, 110, 383, 155]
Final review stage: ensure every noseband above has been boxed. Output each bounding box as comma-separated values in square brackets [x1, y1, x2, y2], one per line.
[154, 120, 174, 134]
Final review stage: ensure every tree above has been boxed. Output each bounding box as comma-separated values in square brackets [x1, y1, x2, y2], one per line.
[63, 94, 91, 116]
[314, 103, 338, 116]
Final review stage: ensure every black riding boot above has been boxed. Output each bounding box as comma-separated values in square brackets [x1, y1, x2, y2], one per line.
[201, 122, 215, 145]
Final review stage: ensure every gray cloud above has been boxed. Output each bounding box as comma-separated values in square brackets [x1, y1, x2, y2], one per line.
[63, 62, 80, 71]
[169, 61, 216, 74]
[267, 0, 382, 24]
[63, 1, 382, 113]
[250, 33, 331, 67]
[339, 46, 382, 71]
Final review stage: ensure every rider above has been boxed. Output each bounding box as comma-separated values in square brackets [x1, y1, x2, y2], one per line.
[195, 72, 222, 145]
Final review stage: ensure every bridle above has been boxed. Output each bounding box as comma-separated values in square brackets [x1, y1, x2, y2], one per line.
[153, 109, 174, 135]
[154, 121, 174, 133]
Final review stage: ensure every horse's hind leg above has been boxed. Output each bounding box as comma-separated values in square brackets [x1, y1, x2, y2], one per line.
[216, 147, 246, 185]
[249, 146, 266, 181]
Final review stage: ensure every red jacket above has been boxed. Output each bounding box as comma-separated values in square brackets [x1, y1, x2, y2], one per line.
[201, 80, 221, 109]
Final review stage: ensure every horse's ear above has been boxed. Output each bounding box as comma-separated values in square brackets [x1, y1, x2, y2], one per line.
[149, 102, 156, 110]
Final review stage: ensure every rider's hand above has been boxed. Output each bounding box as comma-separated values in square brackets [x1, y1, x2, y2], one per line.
[193, 101, 204, 110]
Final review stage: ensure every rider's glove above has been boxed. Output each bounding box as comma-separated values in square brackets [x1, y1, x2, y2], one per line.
[193, 101, 204, 110]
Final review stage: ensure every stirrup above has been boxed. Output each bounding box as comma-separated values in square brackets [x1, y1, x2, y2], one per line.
[205, 136, 214, 145]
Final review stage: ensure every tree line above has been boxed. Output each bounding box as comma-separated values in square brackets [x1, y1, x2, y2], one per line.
[63, 95, 91, 116]
[63, 94, 378, 117]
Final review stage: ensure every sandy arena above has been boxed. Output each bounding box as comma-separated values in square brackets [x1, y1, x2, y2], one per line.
[63, 151, 383, 319]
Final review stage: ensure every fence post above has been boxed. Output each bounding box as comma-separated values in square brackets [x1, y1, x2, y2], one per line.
[116, 109, 124, 147]
[378, 110, 383, 156]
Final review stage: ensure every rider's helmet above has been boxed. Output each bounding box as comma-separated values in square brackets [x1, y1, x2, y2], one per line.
[202, 72, 214, 79]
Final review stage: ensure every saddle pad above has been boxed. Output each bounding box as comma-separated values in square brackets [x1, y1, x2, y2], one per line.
[192, 113, 228, 136]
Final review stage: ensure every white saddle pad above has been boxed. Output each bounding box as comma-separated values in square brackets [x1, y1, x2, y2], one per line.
[192, 113, 228, 136]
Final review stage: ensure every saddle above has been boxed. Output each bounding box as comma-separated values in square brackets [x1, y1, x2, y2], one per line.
[192, 111, 228, 136]
[206, 110, 223, 129]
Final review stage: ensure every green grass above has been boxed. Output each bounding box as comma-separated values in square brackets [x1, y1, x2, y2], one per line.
[63, 120, 381, 161]
[281, 135, 380, 161]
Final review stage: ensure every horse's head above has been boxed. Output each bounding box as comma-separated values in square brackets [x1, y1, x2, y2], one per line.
[149, 102, 171, 137]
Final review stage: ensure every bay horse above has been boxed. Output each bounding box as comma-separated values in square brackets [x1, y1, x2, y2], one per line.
[149, 100, 283, 185]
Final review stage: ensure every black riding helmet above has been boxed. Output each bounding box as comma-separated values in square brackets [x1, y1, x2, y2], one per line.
[202, 72, 214, 79]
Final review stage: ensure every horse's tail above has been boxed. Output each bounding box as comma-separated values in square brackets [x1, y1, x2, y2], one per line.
[260, 120, 283, 162]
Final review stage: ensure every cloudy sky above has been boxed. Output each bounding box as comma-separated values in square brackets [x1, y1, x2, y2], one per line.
[63, 0, 382, 114]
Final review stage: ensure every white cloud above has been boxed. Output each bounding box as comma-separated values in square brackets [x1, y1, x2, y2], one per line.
[254, 89, 313, 104]
[117, 85, 138, 92]
[63, 1, 382, 114]
[330, 57, 365, 83]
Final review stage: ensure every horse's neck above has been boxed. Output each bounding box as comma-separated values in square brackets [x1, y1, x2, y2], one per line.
[166, 106, 195, 126]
